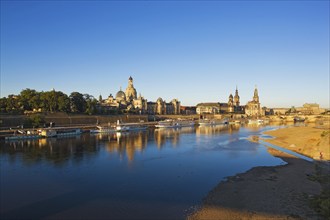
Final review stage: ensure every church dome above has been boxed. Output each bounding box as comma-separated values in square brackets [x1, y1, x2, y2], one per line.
[229, 94, 233, 98]
[116, 90, 126, 100]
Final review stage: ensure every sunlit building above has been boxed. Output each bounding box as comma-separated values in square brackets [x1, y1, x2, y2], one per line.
[99, 76, 181, 115]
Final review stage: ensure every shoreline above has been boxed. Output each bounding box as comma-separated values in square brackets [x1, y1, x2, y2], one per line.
[188, 125, 330, 220]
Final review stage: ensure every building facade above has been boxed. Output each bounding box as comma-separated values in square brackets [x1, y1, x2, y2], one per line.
[245, 87, 265, 117]
[99, 76, 180, 115]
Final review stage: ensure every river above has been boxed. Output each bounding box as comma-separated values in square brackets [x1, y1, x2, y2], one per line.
[0, 124, 285, 219]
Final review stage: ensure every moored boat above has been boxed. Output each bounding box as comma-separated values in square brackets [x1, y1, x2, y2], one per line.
[248, 119, 263, 125]
[90, 125, 115, 133]
[115, 120, 148, 132]
[155, 119, 179, 128]
[5, 134, 41, 141]
[294, 116, 305, 122]
[39, 128, 82, 137]
[155, 119, 195, 128]
[199, 118, 228, 126]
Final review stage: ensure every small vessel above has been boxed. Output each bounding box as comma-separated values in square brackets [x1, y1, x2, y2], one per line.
[248, 119, 264, 125]
[199, 119, 228, 126]
[155, 119, 180, 128]
[56, 128, 82, 137]
[115, 120, 148, 132]
[39, 128, 82, 137]
[177, 119, 195, 127]
[5, 131, 42, 141]
[155, 119, 195, 128]
[294, 116, 305, 122]
[90, 125, 115, 133]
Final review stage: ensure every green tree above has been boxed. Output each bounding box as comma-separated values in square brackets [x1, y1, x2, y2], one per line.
[57, 92, 70, 112]
[19, 89, 38, 111]
[0, 97, 7, 113]
[84, 94, 97, 115]
[6, 95, 22, 114]
[70, 92, 86, 113]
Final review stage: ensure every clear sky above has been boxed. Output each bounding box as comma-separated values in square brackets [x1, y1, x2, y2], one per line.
[1, 1, 329, 108]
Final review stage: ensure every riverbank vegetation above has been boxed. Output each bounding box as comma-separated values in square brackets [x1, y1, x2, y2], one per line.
[0, 88, 98, 115]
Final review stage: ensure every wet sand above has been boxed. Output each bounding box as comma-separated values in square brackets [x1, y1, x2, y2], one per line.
[188, 125, 330, 220]
[263, 125, 330, 161]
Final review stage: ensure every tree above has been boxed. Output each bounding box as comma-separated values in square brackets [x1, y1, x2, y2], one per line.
[40, 91, 57, 112]
[70, 92, 86, 113]
[0, 97, 7, 113]
[56, 92, 70, 112]
[84, 94, 97, 115]
[6, 95, 21, 114]
[19, 89, 38, 111]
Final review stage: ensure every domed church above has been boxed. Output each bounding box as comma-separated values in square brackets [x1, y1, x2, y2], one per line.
[125, 76, 137, 102]
[99, 76, 181, 115]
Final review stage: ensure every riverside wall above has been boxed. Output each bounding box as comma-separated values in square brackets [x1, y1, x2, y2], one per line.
[0, 113, 149, 129]
[0, 113, 200, 129]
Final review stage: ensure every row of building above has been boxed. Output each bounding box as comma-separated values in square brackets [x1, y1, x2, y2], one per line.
[98, 76, 180, 115]
[195, 86, 264, 117]
[97, 76, 326, 116]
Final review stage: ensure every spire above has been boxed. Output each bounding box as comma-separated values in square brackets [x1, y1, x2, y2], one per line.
[253, 85, 259, 103]
[254, 86, 258, 97]
[235, 86, 239, 96]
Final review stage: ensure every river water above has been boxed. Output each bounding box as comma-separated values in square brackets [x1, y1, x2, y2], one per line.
[0, 124, 285, 219]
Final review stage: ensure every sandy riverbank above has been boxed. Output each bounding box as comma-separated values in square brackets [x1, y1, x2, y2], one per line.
[263, 125, 330, 161]
[188, 125, 330, 220]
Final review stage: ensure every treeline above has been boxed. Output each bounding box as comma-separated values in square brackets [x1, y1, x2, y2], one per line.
[0, 89, 98, 115]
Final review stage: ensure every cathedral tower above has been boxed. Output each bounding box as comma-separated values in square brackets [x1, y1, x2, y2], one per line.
[253, 86, 259, 103]
[125, 76, 137, 102]
[234, 86, 240, 107]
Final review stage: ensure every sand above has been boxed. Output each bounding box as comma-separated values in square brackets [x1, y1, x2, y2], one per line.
[263, 125, 330, 161]
[188, 125, 330, 220]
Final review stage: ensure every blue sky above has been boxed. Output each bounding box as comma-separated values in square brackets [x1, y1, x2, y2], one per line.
[1, 1, 329, 108]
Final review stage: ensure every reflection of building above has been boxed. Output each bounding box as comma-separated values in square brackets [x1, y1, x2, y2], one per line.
[154, 127, 195, 148]
[154, 128, 180, 148]
[103, 131, 148, 162]
[245, 87, 265, 117]
[99, 76, 180, 115]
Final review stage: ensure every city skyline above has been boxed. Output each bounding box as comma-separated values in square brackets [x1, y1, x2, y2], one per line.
[1, 1, 329, 108]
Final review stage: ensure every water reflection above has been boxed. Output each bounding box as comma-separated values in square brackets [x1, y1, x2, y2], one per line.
[1, 124, 286, 220]
[1, 124, 286, 166]
[196, 124, 240, 135]
[94, 131, 149, 162]
[1, 136, 99, 166]
[154, 127, 195, 148]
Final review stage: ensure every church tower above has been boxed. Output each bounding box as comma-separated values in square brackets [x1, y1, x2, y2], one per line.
[228, 94, 234, 113]
[125, 76, 137, 102]
[253, 86, 259, 103]
[233, 86, 240, 107]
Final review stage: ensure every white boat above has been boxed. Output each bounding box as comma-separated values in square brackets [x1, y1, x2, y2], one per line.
[199, 119, 227, 126]
[39, 128, 82, 137]
[115, 120, 148, 132]
[90, 126, 115, 133]
[56, 128, 82, 137]
[155, 119, 195, 128]
[155, 119, 179, 128]
[177, 119, 195, 127]
[5, 134, 42, 141]
[248, 119, 264, 125]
